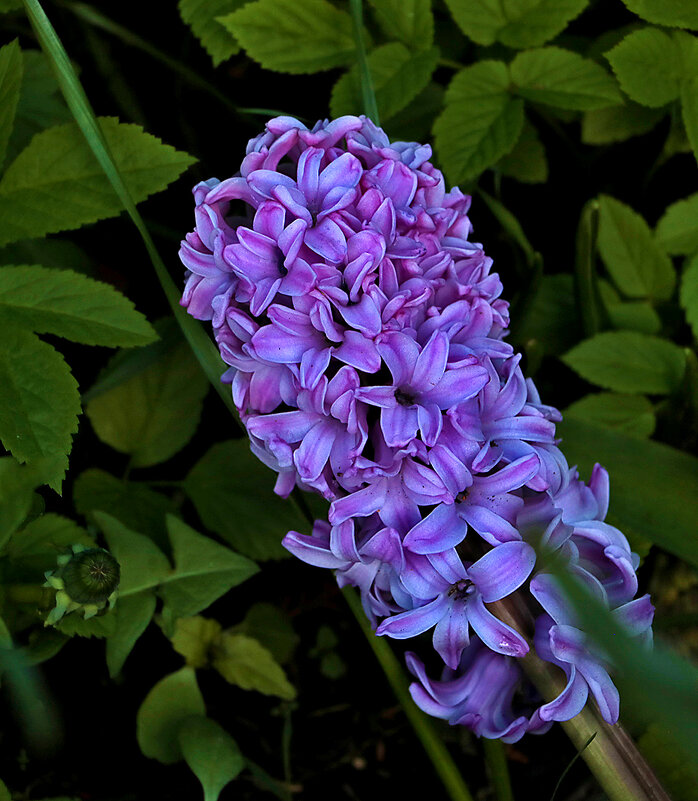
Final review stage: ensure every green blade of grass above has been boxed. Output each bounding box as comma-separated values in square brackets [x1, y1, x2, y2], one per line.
[348, 0, 379, 124]
[483, 738, 514, 801]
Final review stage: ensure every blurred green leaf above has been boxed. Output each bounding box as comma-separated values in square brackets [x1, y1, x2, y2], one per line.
[434, 60, 524, 182]
[656, 193, 698, 255]
[514, 274, 582, 356]
[171, 615, 222, 668]
[234, 603, 299, 665]
[637, 723, 698, 801]
[496, 118, 548, 183]
[680, 254, 698, 339]
[562, 331, 686, 394]
[621, 0, 698, 30]
[598, 277, 661, 334]
[0, 779, 10, 801]
[0, 237, 92, 274]
[137, 666, 206, 764]
[367, 0, 433, 50]
[178, 0, 244, 66]
[0, 39, 22, 171]
[7, 513, 94, 572]
[106, 591, 157, 677]
[581, 103, 663, 144]
[384, 82, 444, 143]
[0, 117, 195, 247]
[179, 716, 244, 801]
[213, 632, 296, 699]
[510, 47, 622, 110]
[185, 439, 306, 561]
[219, 0, 356, 74]
[0, 456, 45, 548]
[680, 74, 698, 165]
[564, 392, 655, 438]
[477, 189, 537, 265]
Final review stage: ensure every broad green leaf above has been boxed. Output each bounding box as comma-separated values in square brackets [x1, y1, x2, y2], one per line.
[56, 611, 117, 639]
[621, 0, 698, 30]
[383, 82, 444, 143]
[681, 75, 698, 164]
[213, 632, 296, 700]
[637, 724, 698, 801]
[0, 40, 22, 171]
[564, 392, 655, 438]
[434, 60, 524, 183]
[106, 591, 157, 677]
[605, 300, 662, 335]
[7, 513, 93, 573]
[0, 116, 196, 247]
[0, 237, 92, 275]
[0, 265, 156, 347]
[171, 615, 222, 668]
[159, 516, 258, 620]
[178, 0, 244, 66]
[179, 716, 244, 801]
[510, 47, 622, 110]
[330, 44, 439, 122]
[0, 456, 45, 549]
[444, 0, 589, 49]
[656, 193, 698, 255]
[367, 0, 434, 50]
[597, 195, 676, 300]
[562, 331, 686, 394]
[681, 254, 698, 339]
[496, 118, 548, 183]
[477, 189, 537, 265]
[514, 274, 582, 356]
[581, 103, 663, 144]
[137, 667, 206, 764]
[234, 603, 299, 664]
[219, 0, 356, 74]
[185, 439, 306, 561]
[0, 328, 79, 491]
[606, 28, 681, 108]
[85, 341, 209, 467]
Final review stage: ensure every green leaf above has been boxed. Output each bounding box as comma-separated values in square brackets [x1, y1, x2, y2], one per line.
[606, 28, 681, 108]
[219, 0, 356, 74]
[178, 716, 244, 801]
[0, 456, 46, 549]
[159, 516, 259, 620]
[213, 632, 296, 700]
[621, 0, 698, 30]
[0, 778, 10, 801]
[514, 274, 582, 356]
[106, 591, 157, 677]
[0, 116, 195, 248]
[185, 440, 306, 561]
[0, 328, 79, 491]
[383, 82, 444, 143]
[581, 103, 664, 144]
[56, 611, 117, 639]
[85, 341, 209, 468]
[564, 392, 655, 438]
[234, 603, 299, 665]
[0, 237, 92, 275]
[656, 193, 698, 255]
[496, 118, 548, 183]
[434, 60, 524, 183]
[637, 724, 698, 801]
[681, 254, 698, 339]
[596, 195, 676, 300]
[0, 265, 156, 347]
[0, 0, 22, 9]
[510, 47, 622, 110]
[680, 74, 698, 164]
[178, 0, 244, 66]
[330, 44, 439, 122]
[367, 0, 434, 49]
[443, 0, 589, 49]
[605, 300, 662, 335]
[7, 513, 94, 572]
[0, 40, 22, 171]
[171, 615, 222, 668]
[562, 331, 687, 394]
[137, 667, 206, 764]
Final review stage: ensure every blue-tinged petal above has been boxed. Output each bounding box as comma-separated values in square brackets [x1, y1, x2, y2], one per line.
[381, 405, 419, 447]
[474, 454, 540, 495]
[536, 666, 589, 723]
[460, 504, 521, 546]
[433, 602, 471, 669]
[421, 364, 489, 409]
[404, 504, 465, 554]
[329, 481, 386, 524]
[612, 594, 654, 637]
[467, 595, 529, 657]
[412, 331, 448, 392]
[418, 402, 443, 446]
[376, 595, 449, 639]
[377, 331, 420, 386]
[282, 531, 350, 569]
[468, 541, 536, 603]
[294, 420, 335, 481]
[304, 217, 346, 263]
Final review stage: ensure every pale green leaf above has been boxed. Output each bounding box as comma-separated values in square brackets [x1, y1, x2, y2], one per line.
[171, 615, 222, 668]
[444, 0, 589, 48]
[234, 603, 299, 664]
[496, 118, 548, 183]
[581, 103, 664, 144]
[137, 667, 206, 764]
[0, 328, 79, 491]
[7, 512, 94, 572]
[219, 0, 356, 74]
[179, 716, 244, 801]
[0, 40, 22, 171]
[0, 116, 196, 247]
[178, 0, 245, 66]
[562, 331, 686, 394]
[185, 439, 306, 561]
[597, 195, 676, 300]
[680, 254, 698, 339]
[605, 300, 662, 335]
[85, 341, 209, 468]
[213, 632, 296, 700]
[106, 591, 157, 677]
[367, 0, 434, 49]
[621, 0, 698, 30]
[330, 44, 439, 122]
[0, 265, 156, 347]
[434, 60, 524, 183]
[510, 47, 622, 110]
[564, 392, 655, 438]
[656, 193, 698, 255]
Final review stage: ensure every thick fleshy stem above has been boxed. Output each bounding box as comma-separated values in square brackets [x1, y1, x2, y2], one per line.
[482, 738, 514, 801]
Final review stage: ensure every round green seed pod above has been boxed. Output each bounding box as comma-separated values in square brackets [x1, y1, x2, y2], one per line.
[60, 548, 121, 605]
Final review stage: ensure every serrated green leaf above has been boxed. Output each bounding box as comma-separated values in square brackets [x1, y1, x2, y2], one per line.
[0, 456, 45, 549]
[444, 0, 589, 49]
[0, 40, 22, 171]
[171, 615, 222, 668]
[510, 47, 622, 110]
[564, 392, 655, 438]
[581, 103, 664, 144]
[0, 116, 195, 247]
[56, 610, 117, 638]
[605, 300, 662, 335]
[0, 328, 79, 491]
[330, 44, 439, 122]
[562, 331, 686, 394]
[234, 603, 299, 665]
[213, 632, 296, 700]
[621, 0, 698, 30]
[367, 0, 434, 50]
[179, 716, 244, 801]
[681, 254, 698, 339]
[656, 193, 698, 255]
[185, 439, 306, 561]
[106, 591, 157, 677]
[219, 0, 356, 74]
[85, 341, 209, 468]
[159, 516, 258, 620]
[137, 667, 206, 764]
[0, 265, 156, 347]
[434, 60, 524, 183]
[178, 0, 244, 66]
[383, 82, 444, 143]
[514, 274, 582, 356]
[496, 118, 548, 183]
[7, 513, 94, 573]
[606, 28, 681, 108]
[0, 237, 92, 275]
[597, 195, 676, 300]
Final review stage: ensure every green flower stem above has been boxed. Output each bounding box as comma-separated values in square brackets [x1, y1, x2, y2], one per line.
[348, 0, 379, 125]
[575, 199, 604, 337]
[341, 586, 474, 801]
[482, 738, 514, 801]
